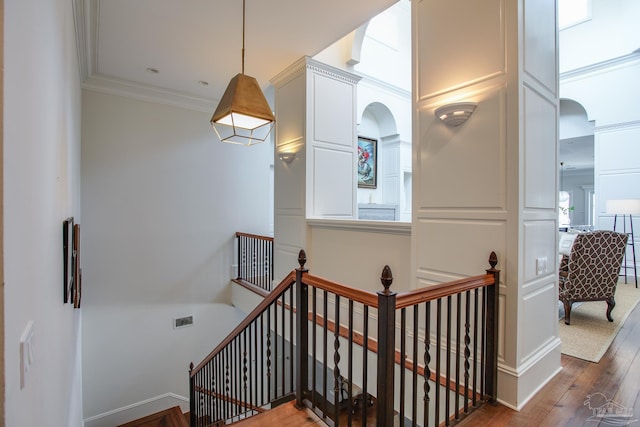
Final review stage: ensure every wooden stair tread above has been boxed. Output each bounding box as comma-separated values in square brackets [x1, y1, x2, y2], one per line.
[229, 401, 327, 426]
[117, 405, 188, 427]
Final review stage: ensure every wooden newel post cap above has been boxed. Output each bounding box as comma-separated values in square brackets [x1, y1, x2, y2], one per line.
[381, 265, 393, 292]
[189, 362, 194, 373]
[298, 249, 307, 268]
[488, 251, 498, 270]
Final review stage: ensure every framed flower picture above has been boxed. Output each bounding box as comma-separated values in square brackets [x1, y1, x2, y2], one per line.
[357, 137, 377, 188]
[63, 217, 74, 303]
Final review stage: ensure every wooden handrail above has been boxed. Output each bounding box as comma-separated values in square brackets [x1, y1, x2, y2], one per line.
[301, 272, 379, 307]
[395, 274, 496, 309]
[191, 271, 296, 374]
[235, 231, 274, 241]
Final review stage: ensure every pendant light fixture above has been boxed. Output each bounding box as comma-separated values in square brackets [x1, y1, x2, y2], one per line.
[211, 0, 275, 146]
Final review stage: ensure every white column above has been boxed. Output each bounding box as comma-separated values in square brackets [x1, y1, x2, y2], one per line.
[271, 57, 361, 280]
[411, 0, 560, 409]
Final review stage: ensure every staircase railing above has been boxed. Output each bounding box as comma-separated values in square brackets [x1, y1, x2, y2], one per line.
[234, 232, 274, 293]
[190, 249, 499, 427]
[190, 271, 297, 426]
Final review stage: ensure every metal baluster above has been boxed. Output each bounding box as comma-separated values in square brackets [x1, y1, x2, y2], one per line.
[435, 298, 441, 427]
[480, 287, 487, 401]
[464, 290, 471, 412]
[281, 291, 286, 397]
[472, 289, 479, 407]
[243, 331, 248, 414]
[348, 300, 354, 426]
[323, 290, 329, 416]
[361, 305, 369, 427]
[290, 286, 295, 394]
[423, 301, 431, 427]
[400, 308, 406, 425]
[455, 293, 461, 419]
[412, 304, 419, 426]
[312, 287, 318, 409]
[333, 295, 341, 426]
[267, 307, 272, 402]
[445, 295, 452, 425]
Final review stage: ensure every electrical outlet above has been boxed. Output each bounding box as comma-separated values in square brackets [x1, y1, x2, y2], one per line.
[536, 257, 548, 275]
[20, 321, 35, 389]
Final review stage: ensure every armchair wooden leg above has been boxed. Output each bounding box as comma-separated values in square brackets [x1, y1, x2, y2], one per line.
[606, 297, 615, 322]
[563, 300, 572, 325]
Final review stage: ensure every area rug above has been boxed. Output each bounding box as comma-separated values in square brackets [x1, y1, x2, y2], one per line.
[558, 282, 640, 363]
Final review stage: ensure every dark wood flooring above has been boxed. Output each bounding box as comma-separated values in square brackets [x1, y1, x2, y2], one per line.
[458, 296, 640, 426]
[117, 406, 189, 427]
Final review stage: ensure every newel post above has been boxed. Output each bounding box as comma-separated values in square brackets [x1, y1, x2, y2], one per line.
[376, 265, 396, 427]
[189, 362, 195, 427]
[295, 250, 309, 408]
[485, 252, 500, 404]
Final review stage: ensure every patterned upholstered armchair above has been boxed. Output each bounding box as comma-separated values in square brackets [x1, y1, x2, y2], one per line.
[559, 230, 628, 325]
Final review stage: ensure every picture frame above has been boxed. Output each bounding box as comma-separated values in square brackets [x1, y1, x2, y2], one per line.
[357, 136, 377, 188]
[63, 217, 74, 303]
[73, 223, 82, 309]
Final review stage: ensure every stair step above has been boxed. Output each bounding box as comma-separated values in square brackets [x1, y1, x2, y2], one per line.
[117, 405, 189, 427]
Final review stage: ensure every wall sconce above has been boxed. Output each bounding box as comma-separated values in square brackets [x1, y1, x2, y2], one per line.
[435, 102, 477, 127]
[278, 152, 296, 164]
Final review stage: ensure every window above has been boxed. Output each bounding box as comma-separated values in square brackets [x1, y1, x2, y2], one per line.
[559, 0, 591, 29]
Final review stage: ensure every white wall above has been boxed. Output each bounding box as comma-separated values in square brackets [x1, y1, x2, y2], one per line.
[81, 90, 272, 423]
[559, 0, 640, 268]
[4, 0, 83, 425]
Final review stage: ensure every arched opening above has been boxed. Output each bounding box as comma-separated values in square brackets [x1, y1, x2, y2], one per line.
[559, 98, 595, 229]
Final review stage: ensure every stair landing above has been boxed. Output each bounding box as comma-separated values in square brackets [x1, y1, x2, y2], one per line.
[230, 401, 326, 426]
[117, 405, 189, 427]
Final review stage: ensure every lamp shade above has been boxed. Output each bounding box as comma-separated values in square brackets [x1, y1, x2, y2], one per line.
[606, 199, 640, 215]
[211, 73, 275, 146]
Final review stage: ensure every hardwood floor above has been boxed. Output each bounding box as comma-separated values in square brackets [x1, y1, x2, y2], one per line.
[458, 296, 640, 426]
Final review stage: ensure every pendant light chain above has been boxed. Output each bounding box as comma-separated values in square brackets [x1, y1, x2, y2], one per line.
[241, 0, 245, 75]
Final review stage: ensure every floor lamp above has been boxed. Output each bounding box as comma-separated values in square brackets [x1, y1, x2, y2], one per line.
[606, 199, 640, 288]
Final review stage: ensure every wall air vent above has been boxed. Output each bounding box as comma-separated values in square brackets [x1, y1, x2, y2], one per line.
[174, 316, 194, 329]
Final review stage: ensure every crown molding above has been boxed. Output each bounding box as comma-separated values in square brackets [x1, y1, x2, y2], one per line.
[560, 51, 640, 82]
[82, 75, 215, 113]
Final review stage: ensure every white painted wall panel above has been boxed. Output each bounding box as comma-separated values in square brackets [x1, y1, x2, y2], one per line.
[523, 220, 557, 282]
[312, 148, 355, 217]
[416, 0, 504, 99]
[313, 74, 355, 146]
[524, 86, 558, 209]
[521, 284, 558, 362]
[523, 0, 558, 93]
[416, 91, 505, 210]
[598, 127, 640, 172]
[414, 219, 506, 278]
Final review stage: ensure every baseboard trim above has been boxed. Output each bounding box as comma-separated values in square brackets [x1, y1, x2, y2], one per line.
[84, 393, 188, 427]
[496, 338, 562, 410]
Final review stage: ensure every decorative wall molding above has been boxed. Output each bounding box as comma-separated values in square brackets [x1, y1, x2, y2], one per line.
[560, 51, 640, 83]
[307, 218, 411, 235]
[594, 119, 640, 133]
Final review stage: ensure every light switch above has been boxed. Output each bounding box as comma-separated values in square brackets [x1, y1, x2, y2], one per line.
[536, 257, 548, 275]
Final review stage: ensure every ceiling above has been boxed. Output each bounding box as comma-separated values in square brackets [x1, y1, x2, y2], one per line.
[76, 0, 398, 111]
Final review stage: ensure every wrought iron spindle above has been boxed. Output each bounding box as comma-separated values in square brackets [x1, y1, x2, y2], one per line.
[423, 301, 431, 427]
